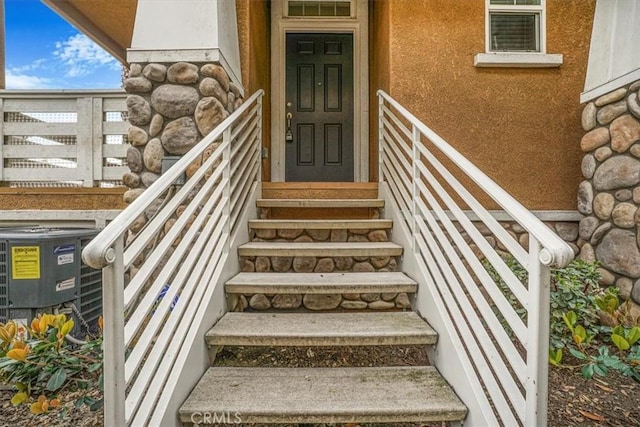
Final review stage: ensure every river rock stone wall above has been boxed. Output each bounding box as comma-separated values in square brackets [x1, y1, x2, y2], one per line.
[121, 61, 244, 202]
[579, 79, 640, 303]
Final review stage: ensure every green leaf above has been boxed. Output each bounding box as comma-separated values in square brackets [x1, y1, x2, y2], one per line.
[612, 334, 630, 351]
[613, 325, 625, 336]
[46, 367, 67, 392]
[569, 348, 587, 360]
[90, 398, 104, 412]
[593, 364, 608, 377]
[627, 327, 640, 346]
[582, 364, 594, 379]
[88, 362, 102, 373]
[563, 311, 577, 331]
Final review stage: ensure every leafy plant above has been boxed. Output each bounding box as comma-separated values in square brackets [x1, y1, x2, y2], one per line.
[0, 314, 103, 414]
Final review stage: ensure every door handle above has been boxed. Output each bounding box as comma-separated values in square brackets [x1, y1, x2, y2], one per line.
[285, 112, 293, 142]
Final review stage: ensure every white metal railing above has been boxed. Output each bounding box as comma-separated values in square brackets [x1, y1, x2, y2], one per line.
[0, 90, 128, 187]
[82, 90, 264, 426]
[377, 90, 574, 427]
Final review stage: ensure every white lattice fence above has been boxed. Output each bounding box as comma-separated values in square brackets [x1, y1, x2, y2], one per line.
[0, 90, 128, 187]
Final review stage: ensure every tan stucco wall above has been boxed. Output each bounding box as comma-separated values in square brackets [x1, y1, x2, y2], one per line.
[0, 188, 126, 210]
[237, 0, 271, 181]
[370, 0, 595, 210]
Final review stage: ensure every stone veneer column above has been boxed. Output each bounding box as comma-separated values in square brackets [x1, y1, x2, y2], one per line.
[578, 79, 640, 304]
[121, 61, 244, 204]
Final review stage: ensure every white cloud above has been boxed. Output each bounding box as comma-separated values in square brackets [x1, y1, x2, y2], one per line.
[53, 33, 119, 78]
[12, 59, 47, 73]
[5, 69, 53, 90]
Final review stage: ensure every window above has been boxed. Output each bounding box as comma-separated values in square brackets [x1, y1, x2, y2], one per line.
[488, 0, 543, 52]
[474, 0, 562, 68]
[288, 0, 352, 17]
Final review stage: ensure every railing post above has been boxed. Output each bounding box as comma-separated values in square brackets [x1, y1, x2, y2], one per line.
[525, 237, 551, 427]
[0, 98, 4, 183]
[257, 95, 263, 183]
[102, 235, 126, 427]
[377, 94, 384, 185]
[76, 97, 94, 187]
[223, 127, 232, 253]
[92, 97, 104, 184]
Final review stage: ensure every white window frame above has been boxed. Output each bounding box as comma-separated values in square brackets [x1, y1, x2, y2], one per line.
[474, 0, 563, 68]
[284, 0, 357, 19]
[486, 0, 545, 53]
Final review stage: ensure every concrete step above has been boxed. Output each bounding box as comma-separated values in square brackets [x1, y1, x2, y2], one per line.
[238, 241, 403, 257]
[249, 218, 393, 230]
[226, 271, 417, 294]
[257, 198, 385, 208]
[179, 366, 467, 425]
[206, 312, 437, 347]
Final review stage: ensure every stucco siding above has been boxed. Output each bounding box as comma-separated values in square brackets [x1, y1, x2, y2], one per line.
[371, 0, 595, 210]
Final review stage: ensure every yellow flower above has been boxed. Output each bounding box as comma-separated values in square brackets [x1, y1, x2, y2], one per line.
[60, 319, 74, 337]
[7, 347, 28, 362]
[30, 395, 49, 414]
[98, 316, 104, 332]
[12, 340, 26, 350]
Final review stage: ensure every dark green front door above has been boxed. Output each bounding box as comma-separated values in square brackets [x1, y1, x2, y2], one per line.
[285, 33, 354, 182]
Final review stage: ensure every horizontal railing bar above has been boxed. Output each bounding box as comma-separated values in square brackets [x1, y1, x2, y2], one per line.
[0, 89, 126, 98]
[380, 150, 412, 211]
[380, 159, 412, 229]
[414, 141, 530, 269]
[102, 167, 129, 180]
[122, 144, 226, 270]
[415, 199, 528, 376]
[103, 121, 129, 134]
[2, 145, 77, 157]
[415, 232, 522, 425]
[417, 202, 526, 385]
[230, 103, 260, 141]
[231, 114, 260, 157]
[3, 122, 77, 135]
[122, 172, 224, 313]
[230, 148, 259, 213]
[125, 198, 226, 382]
[230, 156, 260, 229]
[230, 139, 260, 199]
[102, 144, 128, 157]
[381, 127, 412, 175]
[230, 127, 260, 176]
[382, 104, 412, 142]
[381, 116, 412, 159]
[83, 89, 264, 269]
[130, 237, 228, 424]
[415, 159, 530, 310]
[123, 177, 225, 321]
[378, 90, 573, 268]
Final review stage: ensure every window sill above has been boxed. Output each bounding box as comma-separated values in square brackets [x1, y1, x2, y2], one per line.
[474, 53, 563, 68]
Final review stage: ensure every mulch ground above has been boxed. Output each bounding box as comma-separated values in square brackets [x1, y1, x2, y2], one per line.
[0, 345, 638, 426]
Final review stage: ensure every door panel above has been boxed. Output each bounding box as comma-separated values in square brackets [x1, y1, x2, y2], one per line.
[285, 33, 354, 182]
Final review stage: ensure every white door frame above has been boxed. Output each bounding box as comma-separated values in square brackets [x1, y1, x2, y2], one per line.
[270, 0, 369, 182]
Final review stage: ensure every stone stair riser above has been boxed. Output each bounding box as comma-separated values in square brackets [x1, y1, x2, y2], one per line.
[253, 227, 390, 242]
[241, 254, 398, 274]
[227, 291, 412, 311]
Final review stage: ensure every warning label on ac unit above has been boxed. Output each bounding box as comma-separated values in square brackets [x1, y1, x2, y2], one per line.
[11, 246, 40, 280]
[56, 277, 76, 292]
[54, 244, 75, 265]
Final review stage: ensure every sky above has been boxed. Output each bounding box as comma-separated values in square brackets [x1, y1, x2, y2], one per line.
[5, 0, 122, 90]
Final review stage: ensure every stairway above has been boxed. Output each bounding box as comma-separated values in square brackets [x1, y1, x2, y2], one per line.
[179, 197, 467, 426]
